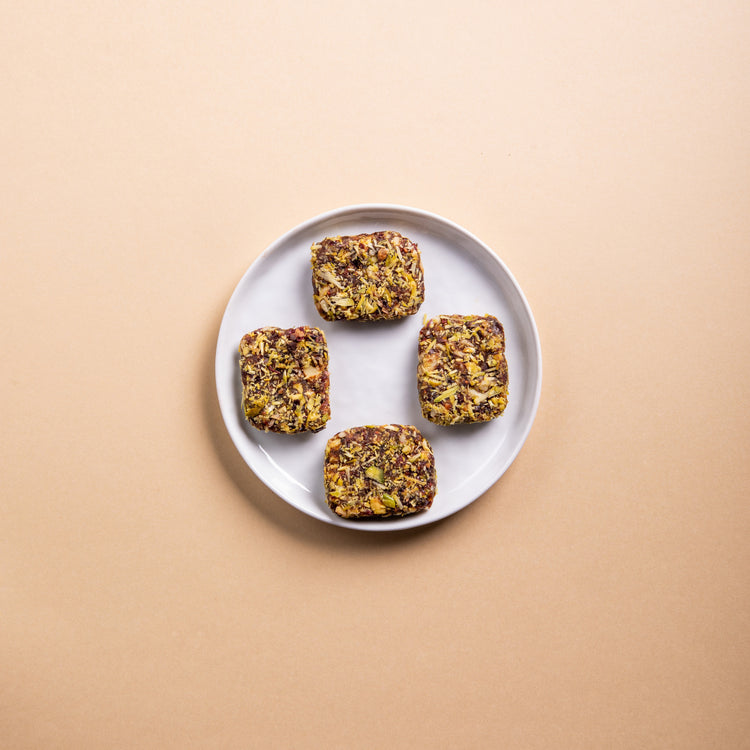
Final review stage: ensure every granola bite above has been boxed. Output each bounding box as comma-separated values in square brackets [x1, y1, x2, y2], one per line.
[417, 314, 509, 425]
[324, 425, 436, 519]
[311, 231, 425, 321]
[238, 326, 330, 433]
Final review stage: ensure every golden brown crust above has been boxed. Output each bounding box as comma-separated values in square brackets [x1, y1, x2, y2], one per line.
[311, 231, 425, 321]
[417, 314, 508, 425]
[324, 425, 436, 518]
[239, 326, 330, 433]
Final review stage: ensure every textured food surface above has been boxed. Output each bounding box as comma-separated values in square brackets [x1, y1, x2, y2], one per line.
[418, 314, 509, 425]
[311, 231, 425, 320]
[239, 326, 330, 433]
[324, 425, 436, 518]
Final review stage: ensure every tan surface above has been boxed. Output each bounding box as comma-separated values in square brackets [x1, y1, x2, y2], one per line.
[2, 2, 749, 748]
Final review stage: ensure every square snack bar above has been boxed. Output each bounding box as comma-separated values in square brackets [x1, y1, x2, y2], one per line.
[324, 425, 436, 519]
[311, 231, 425, 321]
[238, 326, 330, 433]
[417, 314, 509, 425]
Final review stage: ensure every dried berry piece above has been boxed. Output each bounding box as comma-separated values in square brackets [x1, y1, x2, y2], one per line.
[239, 326, 330, 433]
[324, 425, 436, 518]
[311, 231, 425, 321]
[418, 314, 509, 425]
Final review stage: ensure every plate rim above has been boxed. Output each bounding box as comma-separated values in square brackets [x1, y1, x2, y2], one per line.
[215, 203, 543, 531]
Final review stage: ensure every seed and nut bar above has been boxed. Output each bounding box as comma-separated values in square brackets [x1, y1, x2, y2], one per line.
[238, 326, 330, 433]
[324, 425, 436, 518]
[417, 314, 509, 425]
[311, 231, 425, 321]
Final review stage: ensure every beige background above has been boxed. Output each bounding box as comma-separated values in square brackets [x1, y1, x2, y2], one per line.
[2, 1, 749, 748]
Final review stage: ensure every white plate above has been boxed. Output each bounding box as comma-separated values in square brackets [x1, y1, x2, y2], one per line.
[215, 204, 542, 531]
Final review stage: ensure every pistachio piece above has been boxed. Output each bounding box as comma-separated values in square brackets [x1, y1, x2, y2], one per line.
[365, 465, 385, 483]
[382, 494, 397, 508]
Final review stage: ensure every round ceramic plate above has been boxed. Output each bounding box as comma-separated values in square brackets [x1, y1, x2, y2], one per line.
[215, 204, 542, 530]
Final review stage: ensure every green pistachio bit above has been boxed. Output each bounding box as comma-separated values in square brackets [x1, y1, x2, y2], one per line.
[365, 465, 385, 483]
[382, 494, 397, 508]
